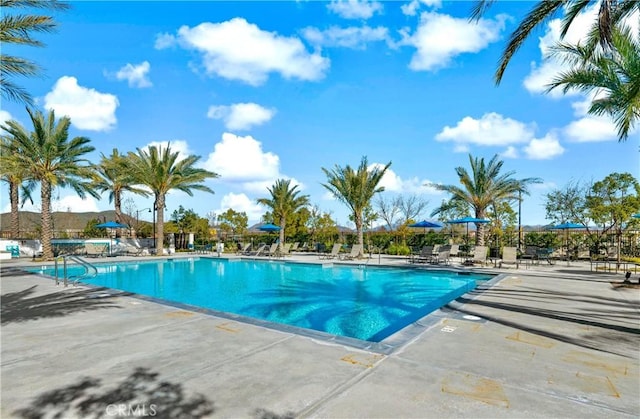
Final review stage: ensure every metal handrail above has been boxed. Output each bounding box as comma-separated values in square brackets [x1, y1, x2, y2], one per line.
[54, 254, 98, 286]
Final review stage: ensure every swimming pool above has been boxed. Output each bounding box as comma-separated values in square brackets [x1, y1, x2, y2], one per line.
[30, 258, 492, 342]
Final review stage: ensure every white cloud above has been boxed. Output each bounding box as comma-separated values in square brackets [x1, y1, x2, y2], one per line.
[501, 146, 518, 159]
[44, 76, 118, 131]
[302, 26, 389, 49]
[115, 61, 152, 88]
[52, 195, 100, 213]
[162, 18, 329, 85]
[204, 132, 280, 183]
[523, 133, 565, 160]
[401, 0, 441, 16]
[436, 112, 535, 146]
[216, 192, 265, 223]
[563, 115, 619, 142]
[369, 164, 442, 195]
[403, 12, 507, 71]
[0, 110, 13, 127]
[154, 33, 176, 49]
[207, 103, 275, 131]
[327, 0, 383, 20]
[144, 140, 192, 161]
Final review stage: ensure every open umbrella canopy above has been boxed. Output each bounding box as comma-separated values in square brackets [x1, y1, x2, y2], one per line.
[549, 222, 584, 230]
[408, 220, 442, 228]
[632, 214, 640, 219]
[258, 223, 281, 232]
[447, 216, 490, 225]
[96, 221, 128, 229]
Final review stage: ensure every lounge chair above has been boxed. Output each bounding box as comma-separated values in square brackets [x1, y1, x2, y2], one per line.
[85, 243, 108, 257]
[413, 246, 434, 264]
[126, 246, 146, 256]
[499, 246, 519, 268]
[431, 246, 451, 265]
[273, 243, 292, 258]
[289, 242, 299, 252]
[246, 243, 266, 256]
[319, 243, 341, 260]
[236, 243, 251, 255]
[470, 245, 488, 266]
[339, 244, 363, 260]
[263, 243, 279, 257]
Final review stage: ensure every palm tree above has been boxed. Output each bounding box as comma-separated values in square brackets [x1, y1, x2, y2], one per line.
[321, 157, 391, 256]
[1, 108, 98, 259]
[0, 135, 35, 237]
[471, 0, 640, 84]
[92, 148, 149, 223]
[547, 25, 639, 142]
[126, 144, 218, 256]
[1, 0, 70, 105]
[432, 154, 541, 246]
[257, 179, 310, 247]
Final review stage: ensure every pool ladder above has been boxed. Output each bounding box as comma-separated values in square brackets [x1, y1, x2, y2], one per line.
[54, 254, 98, 287]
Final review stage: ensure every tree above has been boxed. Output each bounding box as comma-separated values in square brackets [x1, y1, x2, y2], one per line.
[0, 134, 35, 237]
[306, 205, 339, 246]
[471, 0, 640, 84]
[92, 148, 149, 223]
[432, 154, 541, 246]
[1, 0, 70, 105]
[217, 208, 248, 239]
[126, 144, 218, 256]
[322, 156, 391, 256]
[545, 181, 592, 226]
[375, 195, 400, 231]
[586, 172, 640, 264]
[547, 24, 640, 141]
[1, 108, 98, 259]
[257, 179, 309, 247]
[375, 194, 429, 231]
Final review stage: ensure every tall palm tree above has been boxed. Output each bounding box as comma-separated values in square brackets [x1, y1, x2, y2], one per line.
[126, 144, 218, 256]
[547, 24, 640, 142]
[0, 135, 35, 237]
[257, 179, 310, 247]
[321, 157, 391, 256]
[1, 108, 98, 259]
[432, 154, 541, 246]
[471, 0, 640, 84]
[1, 0, 70, 105]
[92, 148, 149, 223]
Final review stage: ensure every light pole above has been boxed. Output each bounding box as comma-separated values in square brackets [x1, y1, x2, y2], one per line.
[517, 189, 522, 251]
[135, 208, 152, 232]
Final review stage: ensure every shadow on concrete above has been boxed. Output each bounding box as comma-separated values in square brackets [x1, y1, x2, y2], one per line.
[1, 285, 125, 325]
[254, 408, 296, 419]
[12, 367, 214, 419]
[451, 286, 640, 358]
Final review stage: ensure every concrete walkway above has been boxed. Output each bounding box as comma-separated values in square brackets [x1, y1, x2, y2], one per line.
[1, 254, 638, 418]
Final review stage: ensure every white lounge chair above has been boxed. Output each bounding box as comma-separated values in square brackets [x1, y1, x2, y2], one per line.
[499, 246, 519, 269]
[319, 243, 341, 260]
[339, 244, 362, 260]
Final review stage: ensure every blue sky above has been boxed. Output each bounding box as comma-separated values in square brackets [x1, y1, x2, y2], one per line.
[1, 0, 638, 227]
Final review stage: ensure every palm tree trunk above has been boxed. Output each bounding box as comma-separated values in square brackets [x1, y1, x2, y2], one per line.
[156, 195, 165, 256]
[114, 189, 122, 223]
[41, 180, 53, 260]
[355, 214, 364, 257]
[10, 180, 19, 238]
[279, 217, 285, 251]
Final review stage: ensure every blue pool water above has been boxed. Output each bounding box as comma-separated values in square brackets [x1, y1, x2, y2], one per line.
[30, 258, 492, 342]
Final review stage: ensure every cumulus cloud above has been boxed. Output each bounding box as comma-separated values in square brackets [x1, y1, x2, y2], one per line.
[523, 133, 565, 160]
[0, 110, 13, 127]
[401, 0, 441, 16]
[501, 146, 518, 159]
[207, 103, 275, 130]
[216, 192, 265, 223]
[44, 76, 118, 131]
[402, 12, 507, 71]
[302, 26, 389, 49]
[369, 164, 442, 195]
[327, 0, 383, 19]
[436, 112, 535, 146]
[203, 133, 280, 183]
[154, 33, 176, 49]
[52, 195, 100, 213]
[156, 18, 329, 85]
[143, 140, 192, 161]
[115, 61, 152, 88]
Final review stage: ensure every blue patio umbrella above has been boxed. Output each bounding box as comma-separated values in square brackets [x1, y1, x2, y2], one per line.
[96, 221, 128, 229]
[258, 223, 281, 232]
[632, 214, 640, 219]
[408, 220, 442, 229]
[447, 216, 490, 246]
[549, 222, 585, 263]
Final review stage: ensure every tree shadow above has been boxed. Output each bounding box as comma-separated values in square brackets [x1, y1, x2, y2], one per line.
[13, 367, 214, 419]
[1, 285, 127, 325]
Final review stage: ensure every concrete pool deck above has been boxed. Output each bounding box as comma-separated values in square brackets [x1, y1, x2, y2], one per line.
[1, 253, 639, 418]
